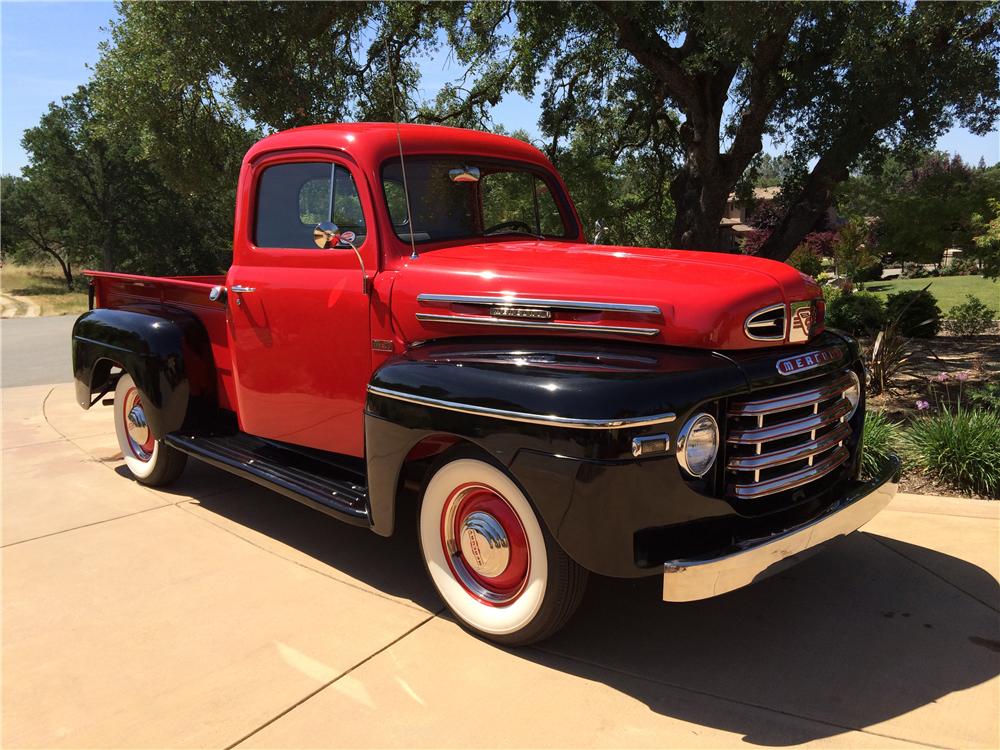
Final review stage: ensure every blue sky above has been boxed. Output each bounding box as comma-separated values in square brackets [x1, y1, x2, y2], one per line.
[3, 1, 998, 175]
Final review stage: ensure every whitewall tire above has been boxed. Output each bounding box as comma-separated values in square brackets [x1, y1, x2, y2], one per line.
[113, 373, 187, 486]
[418, 455, 587, 645]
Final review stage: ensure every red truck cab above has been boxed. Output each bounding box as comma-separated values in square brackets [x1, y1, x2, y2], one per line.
[74, 124, 900, 645]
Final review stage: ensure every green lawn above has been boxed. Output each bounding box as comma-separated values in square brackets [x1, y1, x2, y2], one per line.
[864, 275, 1000, 315]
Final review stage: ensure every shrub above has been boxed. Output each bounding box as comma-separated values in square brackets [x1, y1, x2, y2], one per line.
[787, 245, 824, 277]
[861, 410, 901, 480]
[826, 291, 885, 336]
[857, 260, 884, 283]
[866, 320, 917, 395]
[967, 381, 1000, 412]
[947, 294, 995, 337]
[902, 410, 1000, 497]
[885, 288, 942, 338]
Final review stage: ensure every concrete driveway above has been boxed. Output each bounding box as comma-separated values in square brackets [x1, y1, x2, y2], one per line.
[3, 383, 998, 748]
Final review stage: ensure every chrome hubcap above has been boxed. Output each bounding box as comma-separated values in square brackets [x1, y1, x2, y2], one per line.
[459, 511, 510, 578]
[441, 483, 530, 606]
[122, 388, 154, 462]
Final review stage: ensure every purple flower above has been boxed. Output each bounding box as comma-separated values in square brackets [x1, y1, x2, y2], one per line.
[933, 372, 950, 383]
[916, 400, 930, 411]
[955, 371, 971, 382]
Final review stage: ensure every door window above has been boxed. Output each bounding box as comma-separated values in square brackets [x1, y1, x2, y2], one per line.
[255, 162, 366, 248]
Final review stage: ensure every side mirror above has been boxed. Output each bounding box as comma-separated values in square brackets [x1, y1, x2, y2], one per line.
[313, 221, 341, 249]
[592, 219, 608, 245]
[313, 222, 369, 295]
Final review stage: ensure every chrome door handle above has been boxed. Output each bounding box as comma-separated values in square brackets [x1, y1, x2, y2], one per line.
[230, 285, 256, 293]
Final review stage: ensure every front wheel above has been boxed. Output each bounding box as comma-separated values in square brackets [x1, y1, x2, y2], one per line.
[418, 456, 587, 646]
[113, 373, 187, 486]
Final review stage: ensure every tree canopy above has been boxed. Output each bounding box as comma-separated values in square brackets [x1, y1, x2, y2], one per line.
[3, 1, 998, 278]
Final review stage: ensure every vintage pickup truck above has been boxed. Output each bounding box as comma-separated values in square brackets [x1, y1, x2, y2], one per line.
[72, 123, 900, 644]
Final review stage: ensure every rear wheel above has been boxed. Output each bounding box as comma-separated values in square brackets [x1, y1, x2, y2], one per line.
[113, 373, 187, 486]
[418, 455, 587, 646]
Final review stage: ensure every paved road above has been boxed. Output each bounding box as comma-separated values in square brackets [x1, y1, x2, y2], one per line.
[1, 315, 76, 388]
[2, 382, 998, 748]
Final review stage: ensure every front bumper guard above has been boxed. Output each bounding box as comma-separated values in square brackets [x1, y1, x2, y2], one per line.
[663, 455, 901, 602]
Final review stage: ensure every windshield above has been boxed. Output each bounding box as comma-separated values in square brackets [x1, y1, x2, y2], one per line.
[381, 157, 572, 244]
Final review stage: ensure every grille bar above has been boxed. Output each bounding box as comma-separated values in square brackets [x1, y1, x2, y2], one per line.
[725, 369, 855, 500]
[728, 373, 855, 417]
[728, 398, 851, 445]
[728, 446, 850, 499]
[726, 422, 851, 471]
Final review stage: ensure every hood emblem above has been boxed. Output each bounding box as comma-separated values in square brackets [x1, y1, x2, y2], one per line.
[789, 300, 815, 343]
[777, 347, 843, 376]
[489, 306, 552, 320]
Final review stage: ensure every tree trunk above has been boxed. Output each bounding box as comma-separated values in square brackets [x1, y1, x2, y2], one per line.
[669, 169, 729, 250]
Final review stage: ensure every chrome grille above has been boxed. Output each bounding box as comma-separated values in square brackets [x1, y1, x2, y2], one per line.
[744, 304, 786, 341]
[726, 371, 855, 499]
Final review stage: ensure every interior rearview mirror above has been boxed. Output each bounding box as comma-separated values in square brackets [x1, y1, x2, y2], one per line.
[448, 166, 481, 183]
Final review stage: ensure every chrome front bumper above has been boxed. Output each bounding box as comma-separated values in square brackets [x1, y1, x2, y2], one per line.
[662, 455, 901, 602]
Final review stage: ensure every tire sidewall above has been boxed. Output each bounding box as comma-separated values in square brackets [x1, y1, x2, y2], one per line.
[114, 374, 160, 480]
[419, 456, 550, 638]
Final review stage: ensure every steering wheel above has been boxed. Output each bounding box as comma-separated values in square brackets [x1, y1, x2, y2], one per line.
[484, 220, 535, 235]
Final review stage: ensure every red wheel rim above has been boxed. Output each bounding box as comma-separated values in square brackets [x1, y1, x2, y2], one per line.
[440, 482, 530, 606]
[121, 387, 155, 462]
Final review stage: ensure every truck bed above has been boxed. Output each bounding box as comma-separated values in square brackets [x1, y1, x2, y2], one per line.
[85, 271, 235, 410]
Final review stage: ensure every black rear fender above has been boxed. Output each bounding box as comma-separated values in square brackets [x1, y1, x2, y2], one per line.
[72, 307, 216, 439]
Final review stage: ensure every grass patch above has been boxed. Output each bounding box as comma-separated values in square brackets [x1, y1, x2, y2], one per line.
[864, 275, 999, 315]
[861, 410, 901, 480]
[901, 410, 1000, 497]
[0, 264, 88, 316]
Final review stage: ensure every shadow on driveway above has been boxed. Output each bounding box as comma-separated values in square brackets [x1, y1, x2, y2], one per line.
[173, 467, 998, 746]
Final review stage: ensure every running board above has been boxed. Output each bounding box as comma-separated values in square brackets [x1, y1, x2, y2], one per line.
[165, 433, 370, 527]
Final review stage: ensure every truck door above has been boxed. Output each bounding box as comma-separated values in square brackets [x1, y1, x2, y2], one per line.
[227, 154, 375, 457]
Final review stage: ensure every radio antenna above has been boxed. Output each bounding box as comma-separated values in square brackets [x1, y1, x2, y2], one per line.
[385, 48, 419, 260]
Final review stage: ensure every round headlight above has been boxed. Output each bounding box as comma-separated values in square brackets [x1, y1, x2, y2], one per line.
[844, 371, 862, 420]
[677, 412, 719, 478]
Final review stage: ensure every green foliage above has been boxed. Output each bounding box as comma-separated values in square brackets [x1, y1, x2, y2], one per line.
[7, 85, 231, 277]
[861, 410, 901, 480]
[971, 197, 1000, 279]
[91, 1, 1000, 259]
[831, 217, 879, 284]
[826, 291, 886, 336]
[947, 295, 996, 336]
[885, 288, 943, 338]
[786, 244, 823, 277]
[866, 318, 920, 396]
[967, 381, 1000, 412]
[902, 410, 1000, 497]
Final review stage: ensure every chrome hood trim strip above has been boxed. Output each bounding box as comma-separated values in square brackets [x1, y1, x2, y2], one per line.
[367, 385, 675, 429]
[415, 312, 659, 337]
[416, 293, 661, 316]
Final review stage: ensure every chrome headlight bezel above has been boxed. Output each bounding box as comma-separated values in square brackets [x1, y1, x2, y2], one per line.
[844, 370, 862, 420]
[676, 412, 720, 478]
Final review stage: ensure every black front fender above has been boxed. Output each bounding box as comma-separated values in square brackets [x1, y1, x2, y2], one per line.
[72, 307, 215, 439]
[363, 339, 748, 554]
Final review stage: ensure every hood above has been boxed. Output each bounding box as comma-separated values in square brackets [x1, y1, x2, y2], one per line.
[390, 241, 823, 350]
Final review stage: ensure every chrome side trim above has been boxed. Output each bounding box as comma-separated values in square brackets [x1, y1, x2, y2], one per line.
[367, 385, 676, 429]
[415, 312, 659, 337]
[663, 454, 900, 602]
[744, 303, 787, 341]
[417, 294, 661, 316]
